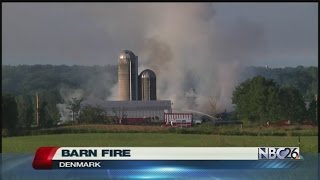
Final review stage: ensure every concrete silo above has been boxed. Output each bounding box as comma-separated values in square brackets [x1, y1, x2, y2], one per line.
[118, 50, 138, 101]
[138, 69, 157, 101]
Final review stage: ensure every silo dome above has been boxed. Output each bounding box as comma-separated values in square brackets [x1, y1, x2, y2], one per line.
[118, 50, 138, 101]
[141, 69, 156, 79]
[138, 69, 157, 101]
[119, 50, 136, 62]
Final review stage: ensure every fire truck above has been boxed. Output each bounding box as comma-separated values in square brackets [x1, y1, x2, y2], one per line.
[163, 113, 193, 128]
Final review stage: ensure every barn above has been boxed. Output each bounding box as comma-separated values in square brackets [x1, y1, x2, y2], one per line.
[82, 100, 172, 124]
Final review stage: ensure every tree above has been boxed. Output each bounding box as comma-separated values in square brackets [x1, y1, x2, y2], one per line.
[112, 107, 127, 124]
[241, 66, 318, 102]
[279, 87, 307, 123]
[232, 76, 308, 124]
[2, 93, 18, 135]
[79, 105, 105, 124]
[232, 78, 253, 122]
[42, 90, 61, 126]
[232, 76, 281, 124]
[307, 99, 317, 123]
[37, 91, 61, 127]
[39, 101, 52, 128]
[67, 97, 83, 123]
[2, 65, 118, 99]
[15, 94, 34, 129]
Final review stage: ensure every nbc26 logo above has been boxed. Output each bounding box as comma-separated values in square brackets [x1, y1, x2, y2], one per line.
[258, 147, 300, 160]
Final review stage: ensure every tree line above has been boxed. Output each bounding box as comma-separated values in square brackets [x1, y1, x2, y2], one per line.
[2, 65, 317, 99]
[2, 65, 318, 136]
[232, 76, 317, 125]
[2, 92, 115, 136]
[2, 64, 117, 97]
[242, 65, 318, 101]
[2, 90, 62, 136]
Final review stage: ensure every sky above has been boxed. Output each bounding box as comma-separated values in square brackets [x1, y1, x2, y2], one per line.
[2, 3, 318, 67]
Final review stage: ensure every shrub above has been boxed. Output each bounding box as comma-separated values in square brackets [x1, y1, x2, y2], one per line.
[2, 129, 9, 137]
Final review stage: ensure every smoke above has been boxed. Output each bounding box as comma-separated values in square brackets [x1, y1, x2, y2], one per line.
[134, 4, 266, 114]
[55, 3, 266, 116]
[59, 87, 85, 101]
[107, 82, 118, 101]
[56, 104, 70, 122]
[56, 68, 117, 122]
[84, 70, 116, 102]
[56, 87, 85, 122]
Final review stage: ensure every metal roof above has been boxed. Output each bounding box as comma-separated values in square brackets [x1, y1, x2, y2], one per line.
[140, 69, 156, 78]
[82, 100, 171, 109]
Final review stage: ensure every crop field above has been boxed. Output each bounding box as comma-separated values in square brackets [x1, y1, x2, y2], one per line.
[2, 133, 318, 153]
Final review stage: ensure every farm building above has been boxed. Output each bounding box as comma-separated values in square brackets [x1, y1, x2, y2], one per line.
[82, 100, 172, 123]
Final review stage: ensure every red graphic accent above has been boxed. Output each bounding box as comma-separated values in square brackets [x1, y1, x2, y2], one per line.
[32, 147, 59, 169]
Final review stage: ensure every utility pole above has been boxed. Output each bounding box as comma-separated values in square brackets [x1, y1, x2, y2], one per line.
[36, 92, 39, 127]
[315, 94, 317, 122]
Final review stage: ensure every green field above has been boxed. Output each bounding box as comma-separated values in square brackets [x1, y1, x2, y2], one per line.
[2, 133, 318, 153]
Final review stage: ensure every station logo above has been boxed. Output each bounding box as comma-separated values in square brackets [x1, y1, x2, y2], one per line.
[258, 147, 300, 160]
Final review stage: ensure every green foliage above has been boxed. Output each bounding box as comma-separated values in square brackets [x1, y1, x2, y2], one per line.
[79, 105, 105, 124]
[232, 76, 281, 123]
[278, 87, 307, 122]
[67, 97, 83, 123]
[2, 133, 318, 153]
[2, 65, 316, 101]
[2, 65, 117, 98]
[2, 65, 317, 133]
[243, 66, 318, 101]
[39, 101, 50, 128]
[2, 93, 18, 135]
[232, 76, 308, 123]
[38, 90, 61, 128]
[307, 100, 317, 123]
[15, 94, 34, 129]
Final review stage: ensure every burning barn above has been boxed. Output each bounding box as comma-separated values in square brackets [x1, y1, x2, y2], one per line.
[82, 50, 172, 125]
[82, 100, 172, 124]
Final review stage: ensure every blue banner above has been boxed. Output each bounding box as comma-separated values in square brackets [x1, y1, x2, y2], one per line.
[2, 153, 319, 179]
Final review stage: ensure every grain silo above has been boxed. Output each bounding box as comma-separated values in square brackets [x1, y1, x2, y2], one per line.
[138, 69, 157, 101]
[118, 50, 138, 101]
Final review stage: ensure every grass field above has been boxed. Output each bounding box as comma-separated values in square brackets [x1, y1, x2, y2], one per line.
[8, 124, 318, 136]
[2, 133, 318, 153]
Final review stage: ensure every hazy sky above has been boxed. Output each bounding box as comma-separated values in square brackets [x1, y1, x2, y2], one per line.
[2, 3, 318, 67]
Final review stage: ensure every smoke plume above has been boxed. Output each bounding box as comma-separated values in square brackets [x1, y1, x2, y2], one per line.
[56, 87, 85, 122]
[77, 3, 266, 115]
[56, 67, 116, 120]
[134, 4, 265, 114]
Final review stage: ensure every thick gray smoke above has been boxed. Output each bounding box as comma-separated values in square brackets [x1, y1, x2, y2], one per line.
[84, 3, 266, 115]
[133, 4, 265, 114]
[57, 70, 116, 122]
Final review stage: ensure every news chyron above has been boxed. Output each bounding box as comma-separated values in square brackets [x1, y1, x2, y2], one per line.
[32, 147, 301, 169]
